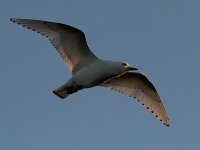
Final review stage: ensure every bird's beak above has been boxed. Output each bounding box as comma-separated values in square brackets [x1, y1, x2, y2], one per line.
[129, 67, 138, 70]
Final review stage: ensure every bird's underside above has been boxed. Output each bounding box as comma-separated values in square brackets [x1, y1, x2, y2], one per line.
[10, 18, 170, 126]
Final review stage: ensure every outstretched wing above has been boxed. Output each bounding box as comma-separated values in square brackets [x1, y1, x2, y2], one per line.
[10, 18, 98, 74]
[101, 72, 170, 126]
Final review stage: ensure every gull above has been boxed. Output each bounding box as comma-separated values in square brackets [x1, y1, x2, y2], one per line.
[10, 18, 170, 126]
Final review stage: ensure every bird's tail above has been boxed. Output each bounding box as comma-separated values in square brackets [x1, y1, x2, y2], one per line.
[53, 84, 78, 99]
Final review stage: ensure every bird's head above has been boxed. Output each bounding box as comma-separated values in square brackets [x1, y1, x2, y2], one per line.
[121, 62, 138, 71]
[103, 60, 138, 75]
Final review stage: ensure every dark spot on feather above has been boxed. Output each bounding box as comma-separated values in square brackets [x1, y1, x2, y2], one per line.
[166, 124, 170, 127]
[151, 111, 154, 113]
[155, 115, 158, 117]
[160, 119, 162, 122]
[146, 107, 149, 109]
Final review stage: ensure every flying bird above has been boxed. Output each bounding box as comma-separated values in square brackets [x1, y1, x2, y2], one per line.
[10, 18, 170, 126]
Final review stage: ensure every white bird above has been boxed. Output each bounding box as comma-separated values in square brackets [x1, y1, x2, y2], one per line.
[10, 18, 170, 126]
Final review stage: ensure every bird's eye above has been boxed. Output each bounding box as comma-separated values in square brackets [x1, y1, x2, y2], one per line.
[123, 62, 127, 66]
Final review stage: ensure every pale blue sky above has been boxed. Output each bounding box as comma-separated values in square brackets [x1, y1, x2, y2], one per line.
[1, 0, 200, 149]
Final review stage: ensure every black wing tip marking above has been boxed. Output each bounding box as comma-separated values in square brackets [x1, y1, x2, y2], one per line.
[165, 124, 170, 127]
[10, 18, 17, 23]
[10, 18, 21, 24]
[10, 18, 27, 27]
[10, 18, 49, 38]
[143, 102, 170, 127]
[10, 18, 84, 36]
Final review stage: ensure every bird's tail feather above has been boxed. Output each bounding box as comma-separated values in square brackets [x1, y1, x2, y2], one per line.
[53, 89, 70, 99]
[53, 85, 78, 99]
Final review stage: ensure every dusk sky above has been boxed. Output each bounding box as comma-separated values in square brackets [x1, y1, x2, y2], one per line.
[1, 0, 200, 149]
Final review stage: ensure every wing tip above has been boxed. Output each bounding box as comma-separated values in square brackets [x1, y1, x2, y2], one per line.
[10, 18, 19, 24]
[164, 123, 170, 127]
[10, 18, 15, 22]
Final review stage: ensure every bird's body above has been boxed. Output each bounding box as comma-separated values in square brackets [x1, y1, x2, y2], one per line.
[11, 18, 170, 126]
[54, 60, 132, 98]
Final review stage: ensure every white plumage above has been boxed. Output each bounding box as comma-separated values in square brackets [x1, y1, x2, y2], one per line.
[11, 18, 170, 126]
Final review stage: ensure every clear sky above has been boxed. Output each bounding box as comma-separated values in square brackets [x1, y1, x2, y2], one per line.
[1, 0, 200, 149]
